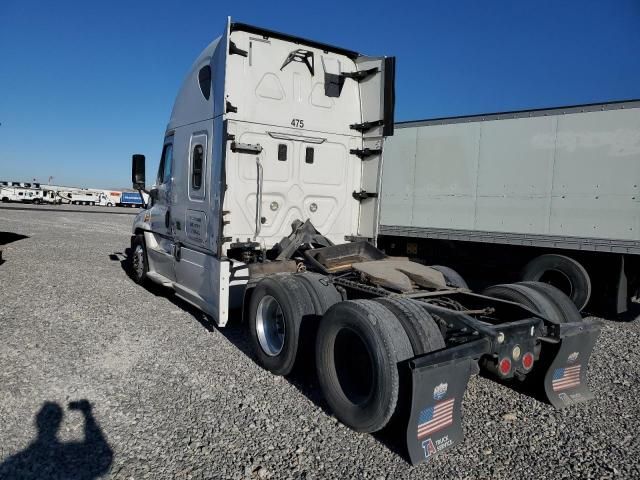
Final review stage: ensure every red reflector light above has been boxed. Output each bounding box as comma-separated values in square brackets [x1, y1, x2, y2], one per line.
[522, 352, 534, 370]
[499, 358, 511, 376]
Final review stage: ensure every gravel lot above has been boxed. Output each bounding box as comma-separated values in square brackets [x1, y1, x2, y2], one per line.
[1, 206, 639, 479]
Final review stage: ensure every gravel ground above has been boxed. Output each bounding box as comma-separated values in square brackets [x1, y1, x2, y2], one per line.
[0, 208, 638, 479]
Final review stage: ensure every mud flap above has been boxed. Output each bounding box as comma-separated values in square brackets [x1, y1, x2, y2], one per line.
[405, 344, 483, 465]
[541, 319, 601, 408]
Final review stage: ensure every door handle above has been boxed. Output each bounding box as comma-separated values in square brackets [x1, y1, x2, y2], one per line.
[165, 210, 171, 229]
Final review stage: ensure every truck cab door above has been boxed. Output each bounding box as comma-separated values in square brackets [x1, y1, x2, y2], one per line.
[353, 56, 395, 241]
[147, 137, 177, 282]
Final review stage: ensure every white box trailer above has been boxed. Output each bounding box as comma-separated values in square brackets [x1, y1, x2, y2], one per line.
[127, 18, 601, 464]
[378, 100, 640, 315]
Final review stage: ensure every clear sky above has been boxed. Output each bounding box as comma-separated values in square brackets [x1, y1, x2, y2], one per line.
[1, 0, 639, 189]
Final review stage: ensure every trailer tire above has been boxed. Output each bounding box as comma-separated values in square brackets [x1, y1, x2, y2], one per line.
[131, 234, 149, 285]
[521, 254, 591, 311]
[429, 265, 469, 289]
[373, 297, 445, 355]
[482, 283, 563, 323]
[518, 281, 583, 323]
[248, 274, 315, 376]
[316, 300, 413, 433]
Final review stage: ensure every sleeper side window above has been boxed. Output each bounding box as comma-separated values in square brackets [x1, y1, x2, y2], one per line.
[198, 66, 212, 100]
[189, 134, 207, 200]
[192, 145, 204, 190]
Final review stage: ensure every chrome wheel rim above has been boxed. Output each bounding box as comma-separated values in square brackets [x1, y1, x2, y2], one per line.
[133, 244, 145, 279]
[256, 295, 286, 356]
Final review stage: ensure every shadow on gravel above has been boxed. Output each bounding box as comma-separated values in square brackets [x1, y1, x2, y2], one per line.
[0, 232, 29, 266]
[0, 400, 113, 479]
[111, 248, 411, 462]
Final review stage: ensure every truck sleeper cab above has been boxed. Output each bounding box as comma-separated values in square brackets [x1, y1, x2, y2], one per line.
[129, 18, 600, 465]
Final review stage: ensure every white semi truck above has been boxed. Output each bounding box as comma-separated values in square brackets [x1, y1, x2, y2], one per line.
[377, 101, 640, 316]
[128, 18, 601, 464]
[96, 190, 121, 206]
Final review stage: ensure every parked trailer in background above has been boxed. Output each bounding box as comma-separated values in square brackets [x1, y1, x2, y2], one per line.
[126, 18, 601, 465]
[378, 100, 640, 316]
[119, 191, 146, 207]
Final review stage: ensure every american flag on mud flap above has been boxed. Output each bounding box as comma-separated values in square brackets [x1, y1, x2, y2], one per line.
[552, 364, 581, 391]
[417, 398, 455, 439]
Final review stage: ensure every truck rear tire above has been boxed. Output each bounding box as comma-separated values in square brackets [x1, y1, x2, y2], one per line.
[373, 297, 445, 355]
[316, 300, 413, 433]
[429, 265, 469, 289]
[293, 272, 342, 315]
[521, 254, 591, 311]
[482, 283, 563, 323]
[518, 281, 583, 323]
[248, 274, 315, 376]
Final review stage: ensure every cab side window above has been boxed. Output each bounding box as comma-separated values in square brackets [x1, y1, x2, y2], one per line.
[157, 143, 174, 185]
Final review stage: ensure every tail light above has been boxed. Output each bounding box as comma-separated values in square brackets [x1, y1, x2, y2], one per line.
[498, 358, 511, 376]
[522, 352, 534, 371]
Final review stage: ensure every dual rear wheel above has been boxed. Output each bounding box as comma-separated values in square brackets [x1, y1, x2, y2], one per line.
[247, 273, 445, 433]
[482, 281, 582, 324]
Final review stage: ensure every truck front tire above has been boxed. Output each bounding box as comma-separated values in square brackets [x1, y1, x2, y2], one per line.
[131, 235, 149, 285]
[316, 300, 414, 433]
[248, 274, 315, 376]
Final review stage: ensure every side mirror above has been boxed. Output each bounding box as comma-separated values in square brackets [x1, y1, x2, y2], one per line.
[132, 154, 146, 190]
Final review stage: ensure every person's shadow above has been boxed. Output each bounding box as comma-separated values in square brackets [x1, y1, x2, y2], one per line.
[0, 400, 113, 480]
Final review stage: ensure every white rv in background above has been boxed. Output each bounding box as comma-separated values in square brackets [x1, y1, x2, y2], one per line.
[0, 185, 43, 204]
[57, 189, 99, 205]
